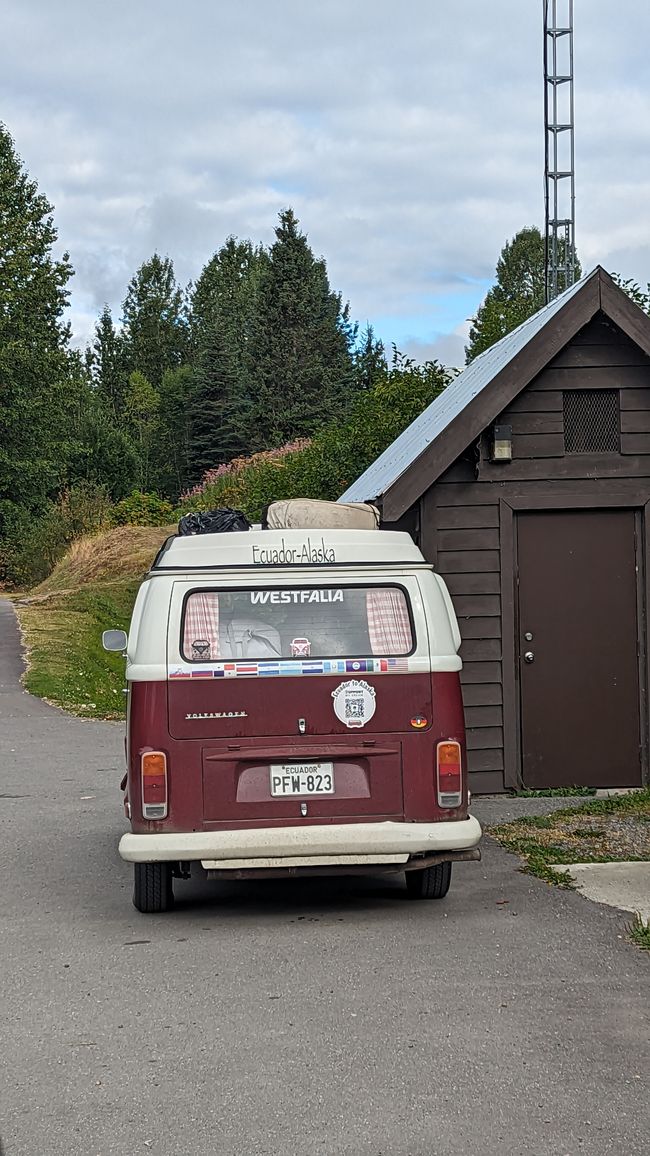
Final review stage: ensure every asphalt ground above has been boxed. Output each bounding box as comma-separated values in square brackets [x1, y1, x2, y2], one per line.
[1, 598, 648, 1156]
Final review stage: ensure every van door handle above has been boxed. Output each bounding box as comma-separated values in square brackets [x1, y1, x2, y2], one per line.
[524, 651, 535, 664]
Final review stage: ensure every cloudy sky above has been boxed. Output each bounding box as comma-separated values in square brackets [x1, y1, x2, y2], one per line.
[2, 1, 649, 366]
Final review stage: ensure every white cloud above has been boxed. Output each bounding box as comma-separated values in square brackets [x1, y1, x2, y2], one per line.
[2, 0, 649, 356]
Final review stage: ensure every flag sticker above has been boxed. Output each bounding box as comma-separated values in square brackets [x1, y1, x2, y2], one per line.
[169, 657, 413, 679]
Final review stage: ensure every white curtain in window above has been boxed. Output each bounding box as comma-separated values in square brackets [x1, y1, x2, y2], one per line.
[183, 592, 220, 661]
[366, 589, 412, 655]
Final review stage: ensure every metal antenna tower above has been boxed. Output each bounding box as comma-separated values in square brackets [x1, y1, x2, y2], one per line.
[543, 0, 576, 301]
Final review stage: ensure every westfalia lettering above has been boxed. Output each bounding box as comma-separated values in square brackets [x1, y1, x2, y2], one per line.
[252, 537, 336, 565]
[250, 589, 344, 605]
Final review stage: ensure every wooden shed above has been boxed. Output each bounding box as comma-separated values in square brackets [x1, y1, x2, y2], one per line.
[341, 267, 650, 794]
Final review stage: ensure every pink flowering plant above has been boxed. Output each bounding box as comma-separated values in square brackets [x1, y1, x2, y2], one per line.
[179, 439, 313, 521]
[178, 356, 450, 524]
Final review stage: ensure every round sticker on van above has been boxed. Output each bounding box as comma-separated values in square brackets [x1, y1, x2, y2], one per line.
[332, 679, 376, 729]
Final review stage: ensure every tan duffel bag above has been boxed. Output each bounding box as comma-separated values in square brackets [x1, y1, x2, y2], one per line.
[263, 498, 380, 531]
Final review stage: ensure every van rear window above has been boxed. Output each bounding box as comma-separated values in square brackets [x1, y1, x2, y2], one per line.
[182, 586, 414, 662]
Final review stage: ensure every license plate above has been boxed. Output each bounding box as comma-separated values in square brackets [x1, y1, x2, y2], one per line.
[270, 762, 335, 797]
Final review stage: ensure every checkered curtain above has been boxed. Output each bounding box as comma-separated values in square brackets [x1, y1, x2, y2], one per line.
[183, 592, 220, 661]
[366, 589, 412, 655]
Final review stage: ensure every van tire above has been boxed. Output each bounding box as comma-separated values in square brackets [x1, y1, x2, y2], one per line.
[133, 862, 174, 913]
[405, 861, 452, 900]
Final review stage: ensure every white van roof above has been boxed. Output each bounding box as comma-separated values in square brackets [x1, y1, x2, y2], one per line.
[151, 528, 425, 572]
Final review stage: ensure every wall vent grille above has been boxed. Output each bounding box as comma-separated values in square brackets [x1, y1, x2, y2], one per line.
[563, 390, 620, 454]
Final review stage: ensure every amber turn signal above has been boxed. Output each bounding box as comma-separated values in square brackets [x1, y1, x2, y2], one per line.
[141, 750, 168, 820]
[436, 740, 463, 809]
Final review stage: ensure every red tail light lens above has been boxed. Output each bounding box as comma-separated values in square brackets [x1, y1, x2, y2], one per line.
[141, 751, 168, 820]
[436, 741, 463, 809]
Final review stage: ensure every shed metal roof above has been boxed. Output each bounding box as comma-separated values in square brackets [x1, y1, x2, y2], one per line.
[340, 269, 599, 505]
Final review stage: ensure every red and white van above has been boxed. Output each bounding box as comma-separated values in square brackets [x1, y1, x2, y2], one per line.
[104, 528, 481, 912]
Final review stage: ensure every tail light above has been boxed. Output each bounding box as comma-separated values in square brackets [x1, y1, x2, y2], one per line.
[436, 740, 463, 809]
[141, 751, 168, 819]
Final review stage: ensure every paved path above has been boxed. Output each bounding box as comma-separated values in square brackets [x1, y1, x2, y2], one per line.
[1, 598, 648, 1156]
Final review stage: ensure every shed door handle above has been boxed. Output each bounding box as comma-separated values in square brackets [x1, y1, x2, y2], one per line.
[524, 651, 535, 664]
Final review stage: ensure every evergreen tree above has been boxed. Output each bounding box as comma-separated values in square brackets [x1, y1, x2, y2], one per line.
[191, 237, 267, 356]
[250, 209, 355, 446]
[188, 237, 268, 467]
[466, 226, 581, 363]
[354, 324, 387, 390]
[0, 123, 75, 527]
[189, 329, 246, 482]
[121, 254, 189, 389]
[87, 304, 126, 420]
[158, 365, 195, 498]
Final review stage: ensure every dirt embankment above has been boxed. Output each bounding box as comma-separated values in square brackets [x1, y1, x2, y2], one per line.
[18, 525, 175, 602]
[11, 524, 175, 717]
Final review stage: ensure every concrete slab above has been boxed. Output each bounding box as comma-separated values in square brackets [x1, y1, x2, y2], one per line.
[594, 788, 642, 799]
[555, 861, 650, 921]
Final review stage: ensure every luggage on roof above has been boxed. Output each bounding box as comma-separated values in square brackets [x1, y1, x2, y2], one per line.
[262, 499, 380, 531]
[178, 508, 251, 536]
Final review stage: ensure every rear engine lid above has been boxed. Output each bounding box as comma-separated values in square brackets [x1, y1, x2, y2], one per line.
[201, 738, 404, 822]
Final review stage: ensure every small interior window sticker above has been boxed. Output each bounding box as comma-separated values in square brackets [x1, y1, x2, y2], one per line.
[191, 640, 211, 660]
[291, 638, 311, 657]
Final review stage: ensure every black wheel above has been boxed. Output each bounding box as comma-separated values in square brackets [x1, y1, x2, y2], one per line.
[133, 861, 174, 913]
[405, 861, 452, 900]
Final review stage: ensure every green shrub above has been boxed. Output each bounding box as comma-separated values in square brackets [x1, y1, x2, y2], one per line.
[56, 483, 114, 537]
[109, 490, 175, 527]
[0, 483, 113, 589]
[180, 355, 451, 521]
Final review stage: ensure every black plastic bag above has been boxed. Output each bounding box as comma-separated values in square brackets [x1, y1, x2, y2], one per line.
[178, 508, 251, 536]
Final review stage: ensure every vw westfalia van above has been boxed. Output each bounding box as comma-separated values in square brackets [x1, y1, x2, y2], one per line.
[104, 527, 481, 912]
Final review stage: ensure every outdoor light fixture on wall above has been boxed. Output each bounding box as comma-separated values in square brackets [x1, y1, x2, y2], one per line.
[490, 423, 512, 462]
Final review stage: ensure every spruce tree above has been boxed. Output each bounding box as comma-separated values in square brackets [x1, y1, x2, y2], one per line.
[0, 123, 75, 526]
[189, 238, 268, 467]
[158, 365, 195, 498]
[87, 304, 126, 420]
[121, 254, 189, 389]
[250, 209, 355, 446]
[189, 328, 246, 482]
[354, 325, 387, 390]
[191, 237, 267, 356]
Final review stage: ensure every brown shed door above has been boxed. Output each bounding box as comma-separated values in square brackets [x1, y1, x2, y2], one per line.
[517, 510, 642, 789]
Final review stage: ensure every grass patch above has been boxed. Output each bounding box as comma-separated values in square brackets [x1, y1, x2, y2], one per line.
[628, 913, 650, 950]
[15, 579, 139, 719]
[10, 523, 172, 718]
[490, 789, 650, 884]
[32, 524, 173, 595]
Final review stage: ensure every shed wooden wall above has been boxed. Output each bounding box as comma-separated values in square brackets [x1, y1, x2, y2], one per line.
[418, 313, 650, 793]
